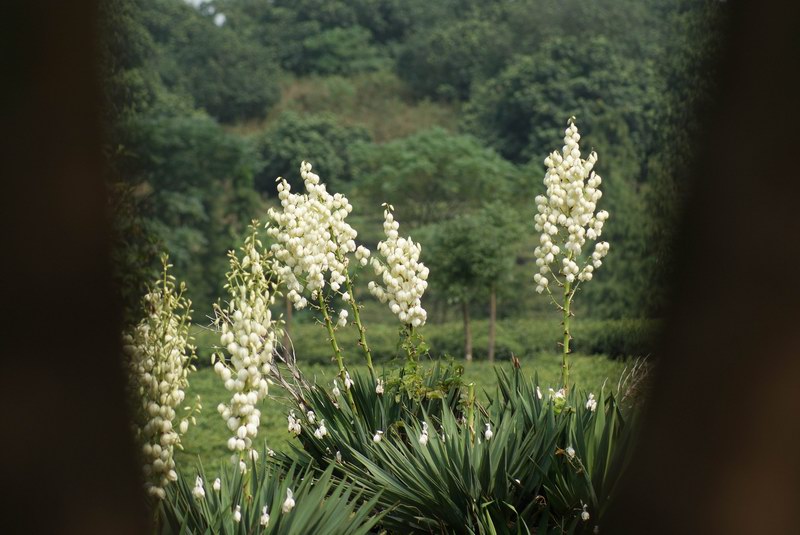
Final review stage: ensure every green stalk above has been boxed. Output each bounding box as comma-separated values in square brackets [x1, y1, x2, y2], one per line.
[562, 279, 572, 391]
[467, 382, 475, 441]
[318, 294, 357, 412]
[344, 274, 375, 380]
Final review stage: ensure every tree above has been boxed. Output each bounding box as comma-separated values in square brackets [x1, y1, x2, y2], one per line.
[348, 128, 521, 232]
[255, 111, 371, 194]
[464, 36, 661, 165]
[116, 113, 263, 315]
[423, 206, 520, 361]
[141, 0, 281, 122]
[397, 18, 513, 100]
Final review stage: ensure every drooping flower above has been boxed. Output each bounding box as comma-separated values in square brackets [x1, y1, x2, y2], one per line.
[213, 478, 221, 492]
[233, 504, 242, 523]
[344, 371, 354, 390]
[282, 488, 296, 513]
[260, 505, 270, 527]
[566, 446, 576, 459]
[375, 378, 385, 395]
[581, 503, 590, 522]
[484, 423, 493, 441]
[373, 430, 384, 443]
[586, 393, 597, 412]
[332, 379, 341, 397]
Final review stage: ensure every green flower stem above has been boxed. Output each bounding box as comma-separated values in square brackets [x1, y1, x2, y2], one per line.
[344, 274, 375, 380]
[562, 279, 572, 390]
[405, 324, 417, 362]
[318, 294, 357, 412]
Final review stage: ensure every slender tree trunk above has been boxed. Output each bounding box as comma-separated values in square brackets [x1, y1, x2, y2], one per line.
[463, 300, 473, 362]
[283, 295, 292, 359]
[488, 284, 497, 363]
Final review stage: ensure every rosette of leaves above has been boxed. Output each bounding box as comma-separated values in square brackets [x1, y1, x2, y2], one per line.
[333, 381, 565, 534]
[281, 361, 466, 470]
[159, 458, 383, 535]
[495, 368, 635, 534]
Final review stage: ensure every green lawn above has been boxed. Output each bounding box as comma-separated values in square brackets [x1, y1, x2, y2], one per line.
[176, 353, 627, 471]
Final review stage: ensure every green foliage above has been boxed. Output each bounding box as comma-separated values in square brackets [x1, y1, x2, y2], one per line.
[397, 18, 513, 100]
[297, 26, 390, 75]
[464, 36, 660, 166]
[117, 113, 263, 315]
[349, 128, 521, 229]
[161, 460, 384, 534]
[254, 111, 371, 193]
[142, 0, 281, 122]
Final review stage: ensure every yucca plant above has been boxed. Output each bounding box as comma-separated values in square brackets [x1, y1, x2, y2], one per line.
[159, 456, 384, 535]
[494, 368, 634, 533]
[280, 361, 466, 469]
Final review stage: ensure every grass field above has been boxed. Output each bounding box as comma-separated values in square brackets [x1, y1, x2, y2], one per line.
[175, 352, 628, 471]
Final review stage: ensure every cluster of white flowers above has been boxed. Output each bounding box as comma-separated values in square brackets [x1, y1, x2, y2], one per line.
[214, 227, 277, 467]
[586, 393, 597, 412]
[313, 419, 328, 439]
[122, 261, 196, 500]
[368, 206, 429, 327]
[533, 119, 610, 294]
[267, 162, 361, 310]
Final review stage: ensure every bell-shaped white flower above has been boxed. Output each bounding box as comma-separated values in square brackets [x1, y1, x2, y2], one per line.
[192, 476, 205, 500]
[282, 488, 296, 513]
[233, 504, 242, 523]
[373, 430, 383, 443]
[484, 423, 493, 441]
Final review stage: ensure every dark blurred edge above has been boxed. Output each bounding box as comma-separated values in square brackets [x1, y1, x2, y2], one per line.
[0, 1, 148, 533]
[607, 1, 800, 533]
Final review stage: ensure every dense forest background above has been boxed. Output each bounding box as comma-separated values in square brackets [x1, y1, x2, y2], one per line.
[101, 0, 727, 360]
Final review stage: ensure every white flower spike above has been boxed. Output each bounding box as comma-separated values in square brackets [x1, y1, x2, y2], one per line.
[368, 206, 428, 327]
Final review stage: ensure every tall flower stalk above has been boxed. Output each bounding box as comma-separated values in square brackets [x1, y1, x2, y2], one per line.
[266, 162, 369, 408]
[533, 118, 611, 389]
[122, 255, 198, 500]
[368, 204, 429, 360]
[213, 223, 279, 471]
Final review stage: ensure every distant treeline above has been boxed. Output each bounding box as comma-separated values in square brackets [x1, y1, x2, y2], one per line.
[100, 0, 728, 325]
